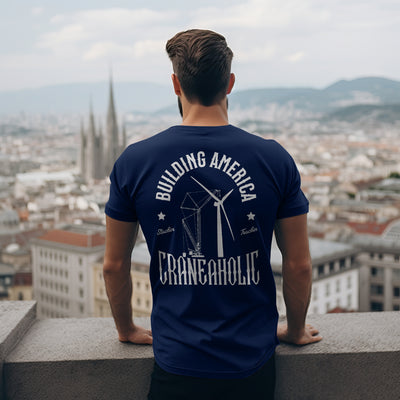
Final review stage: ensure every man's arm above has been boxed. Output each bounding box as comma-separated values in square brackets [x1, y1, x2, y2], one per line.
[274, 213, 322, 345]
[103, 215, 152, 344]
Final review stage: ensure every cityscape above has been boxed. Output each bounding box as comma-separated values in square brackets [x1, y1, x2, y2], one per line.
[1, 75, 399, 320]
[1, 3, 399, 398]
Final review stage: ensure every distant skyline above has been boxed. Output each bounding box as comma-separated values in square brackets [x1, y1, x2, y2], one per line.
[1, 0, 400, 92]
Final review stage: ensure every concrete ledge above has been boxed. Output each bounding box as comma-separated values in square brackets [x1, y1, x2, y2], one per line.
[3, 308, 400, 400]
[0, 302, 36, 400]
[4, 317, 153, 400]
[276, 312, 400, 399]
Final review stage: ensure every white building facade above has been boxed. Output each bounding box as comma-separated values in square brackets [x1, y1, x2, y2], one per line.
[31, 224, 105, 318]
[272, 237, 360, 315]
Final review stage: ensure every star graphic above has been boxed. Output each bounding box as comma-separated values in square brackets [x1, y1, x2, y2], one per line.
[157, 212, 166, 221]
[247, 212, 256, 221]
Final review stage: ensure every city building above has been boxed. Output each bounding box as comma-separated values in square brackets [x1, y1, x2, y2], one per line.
[271, 237, 359, 315]
[0, 262, 15, 299]
[31, 224, 105, 318]
[350, 218, 400, 312]
[1, 243, 32, 301]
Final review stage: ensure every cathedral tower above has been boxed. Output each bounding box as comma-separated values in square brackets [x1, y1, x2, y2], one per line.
[105, 75, 119, 175]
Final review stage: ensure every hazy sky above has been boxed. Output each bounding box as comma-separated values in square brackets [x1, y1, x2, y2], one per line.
[1, 0, 400, 92]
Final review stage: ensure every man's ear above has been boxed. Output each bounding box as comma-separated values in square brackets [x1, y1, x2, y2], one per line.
[226, 73, 235, 94]
[171, 74, 181, 96]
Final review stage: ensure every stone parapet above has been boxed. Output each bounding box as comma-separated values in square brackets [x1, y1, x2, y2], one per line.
[1, 303, 399, 400]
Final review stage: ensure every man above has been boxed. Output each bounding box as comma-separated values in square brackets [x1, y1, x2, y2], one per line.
[103, 29, 322, 400]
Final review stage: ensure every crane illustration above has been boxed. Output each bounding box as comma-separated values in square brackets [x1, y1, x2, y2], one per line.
[190, 176, 235, 258]
[180, 189, 215, 257]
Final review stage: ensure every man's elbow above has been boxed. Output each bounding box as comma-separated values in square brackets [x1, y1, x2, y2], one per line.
[282, 258, 312, 276]
[103, 258, 129, 275]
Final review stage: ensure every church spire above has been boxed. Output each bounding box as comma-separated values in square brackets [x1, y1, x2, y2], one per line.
[79, 117, 86, 178]
[86, 100, 96, 182]
[105, 73, 119, 175]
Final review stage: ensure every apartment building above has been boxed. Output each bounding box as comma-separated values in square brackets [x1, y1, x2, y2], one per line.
[31, 224, 105, 318]
[271, 237, 359, 315]
[351, 218, 400, 312]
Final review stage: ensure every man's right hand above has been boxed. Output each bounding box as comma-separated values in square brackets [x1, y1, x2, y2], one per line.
[118, 324, 153, 345]
[277, 323, 322, 346]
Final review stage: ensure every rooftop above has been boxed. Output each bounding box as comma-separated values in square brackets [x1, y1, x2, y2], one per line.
[34, 224, 106, 248]
[271, 237, 355, 267]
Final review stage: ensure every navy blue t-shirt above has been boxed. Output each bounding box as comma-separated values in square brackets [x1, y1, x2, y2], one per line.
[105, 124, 308, 379]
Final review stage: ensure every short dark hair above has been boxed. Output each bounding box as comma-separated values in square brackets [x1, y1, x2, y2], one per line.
[166, 29, 233, 106]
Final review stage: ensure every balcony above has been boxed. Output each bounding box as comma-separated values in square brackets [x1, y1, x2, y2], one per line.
[1, 301, 399, 400]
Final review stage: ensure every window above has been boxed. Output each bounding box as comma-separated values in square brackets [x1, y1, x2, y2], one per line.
[371, 267, 384, 278]
[79, 304, 84, 314]
[347, 294, 352, 308]
[378, 253, 383, 260]
[326, 302, 331, 312]
[325, 283, 330, 296]
[79, 273, 83, 282]
[369, 252, 374, 259]
[146, 300, 150, 309]
[395, 255, 399, 262]
[79, 288, 84, 298]
[79, 257, 82, 266]
[370, 302, 383, 311]
[393, 287, 400, 298]
[318, 265, 324, 277]
[136, 281, 141, 289]
[329, 262, 335, 273]
[339, 258, 346, 270]
[393, 269, 400, 281]
[394, 305, 400, 311]
[347, 276, 352, 289]
[137, 298, 141, 306]
[371, 284, 384, 295]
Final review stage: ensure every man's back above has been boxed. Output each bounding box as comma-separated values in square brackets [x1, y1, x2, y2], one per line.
[105, 124, 309, 378]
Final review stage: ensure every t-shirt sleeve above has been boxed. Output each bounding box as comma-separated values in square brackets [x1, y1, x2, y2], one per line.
[105, 159, 138, 222]
[276, 154, 309, 220]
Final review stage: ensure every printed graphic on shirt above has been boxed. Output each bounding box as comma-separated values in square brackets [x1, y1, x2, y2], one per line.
[155, 151, 257, 203]
[182, 176, 234, 259]
[155, 151, 261, 287]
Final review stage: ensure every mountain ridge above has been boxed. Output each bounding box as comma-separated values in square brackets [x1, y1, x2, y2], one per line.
[1, 77, 399, 117]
